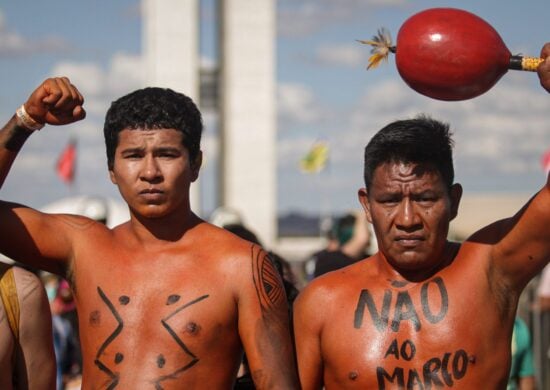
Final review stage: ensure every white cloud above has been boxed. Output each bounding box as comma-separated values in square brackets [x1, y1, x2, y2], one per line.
[344, 75, 550, 177]
[277, 0, 407, 37]
[314, 43, 367, 67]
[278, 82, 324, 124]
[0, 9, 71, 58]
[50, 62, 105, 95]
[106, 53, 146, 95]
[50, 54, 145, 118]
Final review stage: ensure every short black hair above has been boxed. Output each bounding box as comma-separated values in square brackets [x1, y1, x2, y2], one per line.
[103, 87, 203, 170]
[363, 115, 455, 189]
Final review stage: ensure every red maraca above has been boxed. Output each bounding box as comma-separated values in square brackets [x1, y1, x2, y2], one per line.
[359, 8, 544, 101]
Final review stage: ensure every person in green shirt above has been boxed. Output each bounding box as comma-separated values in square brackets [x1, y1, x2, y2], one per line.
[508, 317, 535, 390]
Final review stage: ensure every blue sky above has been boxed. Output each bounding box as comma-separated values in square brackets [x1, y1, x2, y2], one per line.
[0, 0, 549, 218]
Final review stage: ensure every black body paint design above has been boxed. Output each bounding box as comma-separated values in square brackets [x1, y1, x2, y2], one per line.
[354, 276, 449, 331]
[390, 280, 409, 288]
[251, 246, 284, 313]
[94, 287, 123, 388]
[154, 294, 210, 388]
[166, 294, 180, 305]
[4, 124, 32, 152]
[157, 354, 166, 368]
[94, 287, 209, 388]
[354, 289, 391, 330]
[369, 277, 471, 389]
[376, 348, 470, 389]
[421, 277, 448, 323]
[115, 353, 124, 364]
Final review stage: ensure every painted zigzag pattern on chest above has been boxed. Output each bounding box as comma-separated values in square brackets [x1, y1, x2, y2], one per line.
[94, 286, 209, 389]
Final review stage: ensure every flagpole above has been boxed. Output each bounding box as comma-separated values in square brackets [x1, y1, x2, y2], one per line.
[299, 140, 331, 239]
[318, 167, 332, 240]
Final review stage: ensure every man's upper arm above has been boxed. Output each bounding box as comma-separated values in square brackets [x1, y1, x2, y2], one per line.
[0, 201, 78, 274]
[293, 283, 324, 390]
[486, 180, 550, 288]
[236, 245, 299, 389]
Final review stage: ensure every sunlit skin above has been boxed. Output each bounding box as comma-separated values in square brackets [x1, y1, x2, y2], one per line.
[294, 43, 550, 388]
[109, 128, 201, 221]
[0, 77, 299, 389]
[294, 156, 549, 389]
[358, 162, 462, 281]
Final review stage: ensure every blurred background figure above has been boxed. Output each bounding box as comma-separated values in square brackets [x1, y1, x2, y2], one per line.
[537, 264, 550, 311]
[306, 211, 372, 279]
[210, 207, 244, 230]
[42, 273, 81, 390]
[534, 263, 550, 389]
[1, 262, 56, 389]
[508, 317, 536, 390]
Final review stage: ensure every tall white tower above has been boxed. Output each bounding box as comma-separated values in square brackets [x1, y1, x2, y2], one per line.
[142, 0, 277, 247]
[142, 0, 201, 213]
[219, 0, 277, 247]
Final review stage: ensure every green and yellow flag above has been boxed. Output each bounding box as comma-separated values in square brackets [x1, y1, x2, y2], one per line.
[300, 141, 329, 174]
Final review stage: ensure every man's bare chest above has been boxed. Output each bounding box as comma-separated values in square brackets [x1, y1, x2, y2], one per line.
[321, 275, 509, 389]
[72, 251, 241, 386]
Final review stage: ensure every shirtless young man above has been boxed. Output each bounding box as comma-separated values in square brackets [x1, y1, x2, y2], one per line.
[0, 78, 299, 389]
[0, 264, 56, 389]
[294, 43, 550, 389]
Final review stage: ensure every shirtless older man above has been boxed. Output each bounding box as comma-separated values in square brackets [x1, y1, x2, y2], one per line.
[0, 79, 298, 389]
[294, 43, 550, 389]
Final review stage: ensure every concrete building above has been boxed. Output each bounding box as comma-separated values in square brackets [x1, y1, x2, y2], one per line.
[142, 0, 201, 212]
[219, 0, 277, 247]
[142, 0, 277, 247]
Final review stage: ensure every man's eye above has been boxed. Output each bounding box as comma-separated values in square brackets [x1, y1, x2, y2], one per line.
[417, 196, 436, 203]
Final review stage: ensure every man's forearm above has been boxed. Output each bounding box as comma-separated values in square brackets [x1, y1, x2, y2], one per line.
[0, 115, 35, 188]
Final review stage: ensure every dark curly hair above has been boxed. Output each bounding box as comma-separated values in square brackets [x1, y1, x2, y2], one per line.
[103, 87, 203, 170]
[364, 115, 455, 190]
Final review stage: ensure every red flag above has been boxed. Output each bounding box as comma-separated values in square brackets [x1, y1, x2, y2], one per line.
[542, 148, 550, 174]
[56, 140, 76, 184]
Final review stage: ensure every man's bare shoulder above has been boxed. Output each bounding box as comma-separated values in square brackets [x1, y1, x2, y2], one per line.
[192, 222, 261, 257]
[297, 256, 375, 308]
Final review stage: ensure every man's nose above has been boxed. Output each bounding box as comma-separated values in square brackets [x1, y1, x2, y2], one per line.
[140, 155, 162, 181]
[395, 199, 421, 230]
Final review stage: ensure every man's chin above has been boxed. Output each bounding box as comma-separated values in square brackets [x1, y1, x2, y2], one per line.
[132, 204, 170, 219]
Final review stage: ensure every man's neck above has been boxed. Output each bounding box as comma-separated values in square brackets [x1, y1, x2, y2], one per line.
[376, 241, 460, 283]
[127, 207, 202, 245]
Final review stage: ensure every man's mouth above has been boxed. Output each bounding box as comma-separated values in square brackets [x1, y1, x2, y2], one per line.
[139, 188, 164, 200]
[140, 188, 163, 194]
[395, 235, 424, 247]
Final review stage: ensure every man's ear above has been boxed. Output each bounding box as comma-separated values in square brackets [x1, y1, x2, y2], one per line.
[191, 151, 203, 182]
[449, 183, 463, 221]
[358, 188, 373, 223]
[109, 169, 117, 185]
